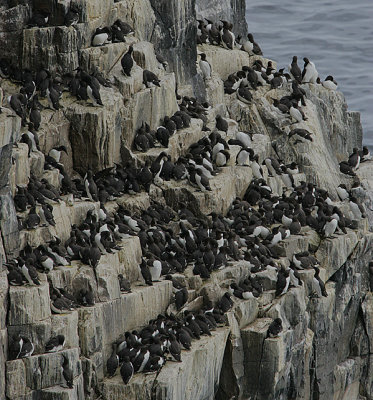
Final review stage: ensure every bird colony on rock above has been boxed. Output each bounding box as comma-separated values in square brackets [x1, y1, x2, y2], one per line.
[0, 2, 370, 396]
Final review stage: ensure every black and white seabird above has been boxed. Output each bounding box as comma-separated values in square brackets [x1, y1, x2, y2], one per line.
[360, 146, 371, 162]
[118, 274, 131, 293]
[61, 355, 74, 388]
[199, 53, 211, 81]
[6, 263, 24, 286]
[235, 131, 252, 148]
[168, 333, 182, 362]
[218, 292, 233, 313]
[197, 19, 208, 44]
[121, 45, 134, 77]
[205, 19, 221, 45]
[29, 103, 41, 130]
[267, 318, 283, 338]
[263, 157, 281, 176]
[250, 154, 263, 179]
[322, 75, 338, 90]
[348, 148, 361, 171]
[106, 343, 119, 377]
[24, 206, 40, 230]
[349, 196, 365, 220]
[84, 170, 98, 201]
[275, 267, 290, 297]
[14, 187, 28, 212]
[143, 70, 161, 88]
[49, 145, 68, 163]
[156, 53, 168, 70]
[236, 147, 253, 166]
[87, 79, 103, 106]
[216, 115, 228, 133]
[178, 328, 192, 350]
[40, 204, 55, 227]
[8, 93, 27, 124]
[133, 347, 150, 373]
[120, 356, 134, 384]
[215, 149, 230, 167]
[237, 82, 252, 104]
[92, 27, 111, 46]
[195, 169, 211, 192]
[9, 334, 23, 359]
[19, 336, 34, 358]
[46, 81, 60, 110]
[240, 34, 254, 54]
[29, 10, 49, 27]
[20, 258, 40, 285]
[175, 287, 188, 310]
[289, 56, 302, 84]
[289, 103, 306, 123]
[243, 66, 258, 90]
[65, 5, 79, 26]
[339, 161, 356, 176]
[288, 128, 313, 142]
[148, 258, 162, 281]
[323, 216, 338, 238]
[78, 288, 95, 307]
[247, 33, 262, 55]
[111, 23, 126, 42]
[113, 19, 134, 36]
[141, 259, 153, 286]
[45, 335, 65, 352]
[220, 21, 234, 50]
[313, 267, 328, 297]
[337, 184, 350, 201]
[302, 57, 318, 84]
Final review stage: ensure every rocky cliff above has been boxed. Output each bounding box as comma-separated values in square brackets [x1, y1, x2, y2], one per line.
[1, 1, 373, 400]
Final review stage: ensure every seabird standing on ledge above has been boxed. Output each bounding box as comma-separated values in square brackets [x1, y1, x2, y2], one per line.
[65, 5, 79, 26]
[216, 115, 228, 132]
[348, 148, 361, 171]
[49, 145, 68, 163]
[143, 70, 161, 88]
[121, 45, 134, 76]
[240, 34, 254, 54]
[46, 81, 60, 110]
[267, 318, 283, 338]
[61, 355, 73, 388]
[247, 33, 262, 55]
[289, 56, 302, 84]
[120, 356, 134, 384]
[322, 75, 338, 90]
[302, 57, 318, 84]
[92, 27, 111, 46]
[45, 335, 65, 352]
[220, 20, 235, 50]
[84, 170, 98, 201]
[199, 53, 211, 81]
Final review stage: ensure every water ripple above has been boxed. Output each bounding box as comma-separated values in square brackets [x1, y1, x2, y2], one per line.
[246, 0, 373, 149]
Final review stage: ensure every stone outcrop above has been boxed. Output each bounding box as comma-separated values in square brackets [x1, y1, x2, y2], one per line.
[1, 0, 373, 400]
[195, 0, 248, 37]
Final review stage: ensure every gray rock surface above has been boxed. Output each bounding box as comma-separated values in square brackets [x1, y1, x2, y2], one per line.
[101, 328, 230, 400]
[1, 1, 373, 399]
[195, 0, 247, 37]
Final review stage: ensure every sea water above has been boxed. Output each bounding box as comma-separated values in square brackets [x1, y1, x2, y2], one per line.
[245, 0, 373, 150]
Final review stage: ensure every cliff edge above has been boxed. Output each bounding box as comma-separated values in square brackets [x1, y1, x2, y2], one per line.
[0, 1, 372, 400]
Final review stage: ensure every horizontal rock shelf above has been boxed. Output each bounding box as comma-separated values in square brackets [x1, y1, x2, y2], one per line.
[101, 327, 230, 400]
[1, 1, 372, 399]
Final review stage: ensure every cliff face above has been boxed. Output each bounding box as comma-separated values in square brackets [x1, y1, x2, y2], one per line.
[195, 0, 247, 37]
[1, 1, 373, 400]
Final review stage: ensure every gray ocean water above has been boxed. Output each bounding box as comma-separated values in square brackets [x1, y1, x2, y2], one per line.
[245, 0, 373, 149]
